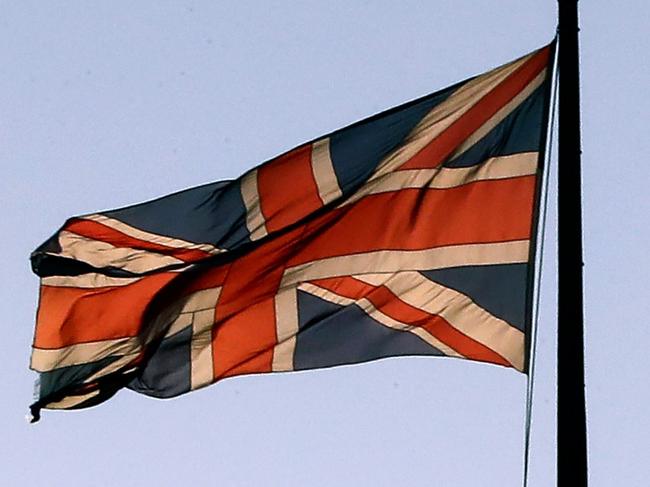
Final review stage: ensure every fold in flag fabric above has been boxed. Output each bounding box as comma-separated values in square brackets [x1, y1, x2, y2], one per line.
[29, 44, 554, 421]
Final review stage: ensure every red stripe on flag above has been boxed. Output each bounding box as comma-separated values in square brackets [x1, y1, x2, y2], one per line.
[311, 276, 510, 367]
[212, 227, 303, 379]
[179, 264, 231, 295]
[257, 144, 324, 233]
[65, 219, 212, 263]
[290, 176, 536, 266]
[34, 273, 177, 349]
[398, 47, 550, 170]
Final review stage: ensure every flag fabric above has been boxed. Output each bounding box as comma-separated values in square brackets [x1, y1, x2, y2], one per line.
[29, 44, 554, 420]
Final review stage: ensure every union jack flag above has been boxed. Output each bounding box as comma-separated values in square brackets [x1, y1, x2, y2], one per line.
[29, 44, 553, 420]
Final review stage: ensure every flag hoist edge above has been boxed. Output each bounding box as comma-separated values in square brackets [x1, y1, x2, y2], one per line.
[28, 43, 554, 421]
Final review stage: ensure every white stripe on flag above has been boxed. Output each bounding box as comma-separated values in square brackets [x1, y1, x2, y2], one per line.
[240, 169, 269, 241]
[300, 282, 464, 359]
[280, 240, 530, 288]
[82, 214, 223, 255]
[365, 50, 535, 181]
[311, 138, 343, 205]
[57, 231, 183, 274]
[355, 272, 525, 370]
[340, 152, 538, 207]
[272, 286, 299, 372]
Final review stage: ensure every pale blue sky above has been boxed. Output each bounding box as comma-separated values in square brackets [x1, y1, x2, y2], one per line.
[2, 1, 648, 486]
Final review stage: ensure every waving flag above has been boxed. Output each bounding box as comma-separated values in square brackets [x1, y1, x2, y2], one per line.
[29, 44, 553, 420]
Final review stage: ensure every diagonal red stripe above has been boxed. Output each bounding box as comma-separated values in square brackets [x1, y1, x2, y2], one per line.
[398, 46, 550, 171]
[65, 219, 212, 263]
[309, 276, 511, 367]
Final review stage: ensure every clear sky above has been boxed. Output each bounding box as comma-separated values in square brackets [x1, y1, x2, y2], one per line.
[2, 1, 647, 486]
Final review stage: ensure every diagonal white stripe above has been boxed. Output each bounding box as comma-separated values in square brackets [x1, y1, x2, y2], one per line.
[31, 337, 141, 372]
[362, 51, 537, 184]
[57, 230, 183, 274]
[447, 69, 548, 163]
[311, 138, 343, 205]
[82, 214, 223, 255]
[300, 282, 464, 359]
[44, 389, 101, 410]
[240, 169, 269, 241]
[354, 272, 525, 370]
[42, 273, 142, 288]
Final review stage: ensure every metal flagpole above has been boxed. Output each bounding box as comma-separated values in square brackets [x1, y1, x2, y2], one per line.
[557, 1, 588, 485]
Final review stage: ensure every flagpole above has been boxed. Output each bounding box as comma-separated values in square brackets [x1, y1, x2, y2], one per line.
[557, 1, 588, 486]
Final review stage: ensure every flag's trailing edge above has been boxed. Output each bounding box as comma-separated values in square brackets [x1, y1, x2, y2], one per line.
[29, 43, 555, 421]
